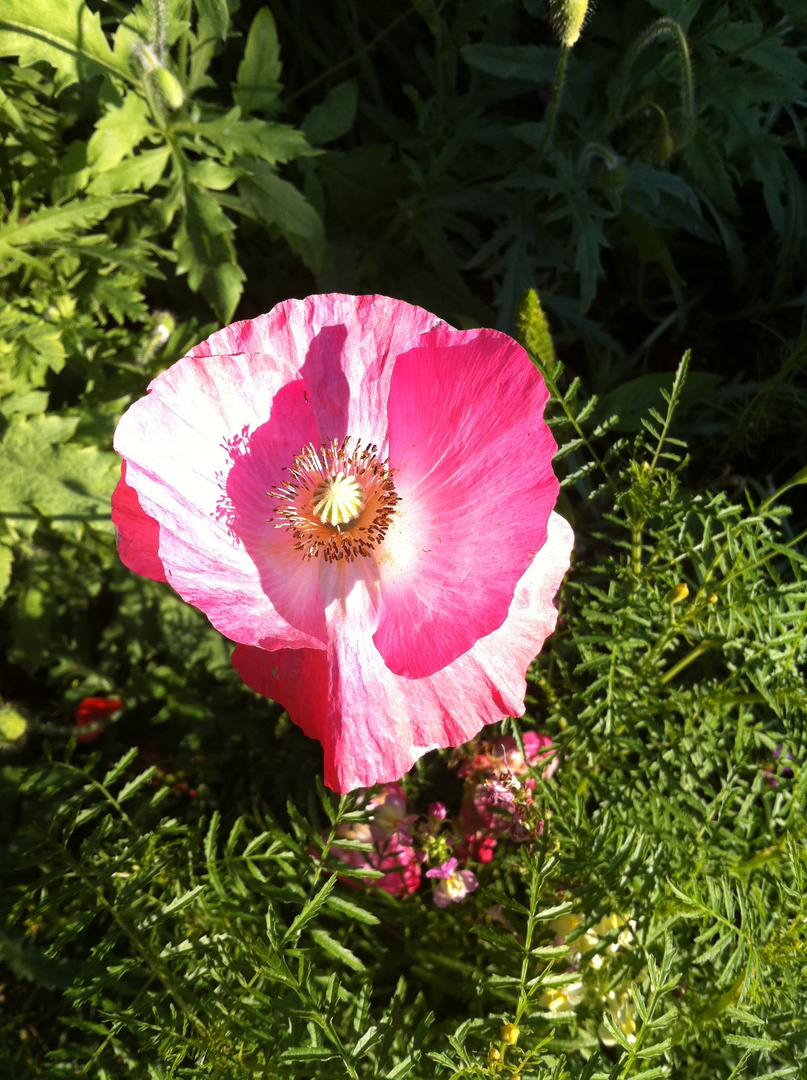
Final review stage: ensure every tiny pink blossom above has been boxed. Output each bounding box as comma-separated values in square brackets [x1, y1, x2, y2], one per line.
[112, 294, 572, 792]
[427, 801, 447, 821]
[331, 831, 422, 897]
[499, 733, 559, 781]
[426, 857, 479, 907]
[368, 782, 418, 845]
[329, 783, 421, 896]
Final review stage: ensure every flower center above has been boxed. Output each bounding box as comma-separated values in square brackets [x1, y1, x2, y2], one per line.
[443, 873, 466, 899]
[269, 437, 399, 563]
[311, 473, 365, 526]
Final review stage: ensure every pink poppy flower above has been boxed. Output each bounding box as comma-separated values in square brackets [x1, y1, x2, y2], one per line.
[112, 294, 573, 792]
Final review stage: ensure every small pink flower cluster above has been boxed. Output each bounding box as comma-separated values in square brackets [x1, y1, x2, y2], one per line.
[457, 732, 558, 863]
[329, 783, 422, 897]
[327, 730, 557, 905]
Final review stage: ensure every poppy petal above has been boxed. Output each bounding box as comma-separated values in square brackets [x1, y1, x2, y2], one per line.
[234, 512, 573, 792]
[114, 352, 328, 651]
[376, 327, 558, 678]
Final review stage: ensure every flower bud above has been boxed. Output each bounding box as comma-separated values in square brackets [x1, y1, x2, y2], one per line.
[655, 132, 675, 164]
[152, 67, 184, 110]
[0, 706, 27, 744]
[706, 593, 718, 605]
[548, 0, 589, 47]
[501, 1023, 519, 1044]
[489, 1046, 501, 1063]
[665, 583, 689, 604]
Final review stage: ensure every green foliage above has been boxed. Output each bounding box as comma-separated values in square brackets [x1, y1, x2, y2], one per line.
[0, 0, 323, 326]
[1, 1, 806, 1077]
[279, 0, 807, 462]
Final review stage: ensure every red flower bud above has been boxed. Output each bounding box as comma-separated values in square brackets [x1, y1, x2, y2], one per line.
[73, 697, 122, 743]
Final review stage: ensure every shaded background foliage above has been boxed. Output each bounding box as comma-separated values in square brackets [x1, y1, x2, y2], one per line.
[0, 0, 805, 1076]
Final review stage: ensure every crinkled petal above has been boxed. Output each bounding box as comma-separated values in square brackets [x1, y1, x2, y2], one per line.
[189, 294, 445, 449]
[375, 327, 558, 678]
[233, 512, 573, 792]
[111, 461, 167, 583]
[114, 352, 327, 651]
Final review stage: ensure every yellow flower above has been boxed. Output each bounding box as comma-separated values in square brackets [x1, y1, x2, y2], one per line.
[543, 979, 585, 1011]
[599, 989, 637, 1046]
[501, 1023, 519, 1045]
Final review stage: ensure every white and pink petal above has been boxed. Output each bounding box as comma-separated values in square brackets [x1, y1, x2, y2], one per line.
[234, 512, 573, 793]
[189, 294, 445, 450]
[114, 352, 327, 651]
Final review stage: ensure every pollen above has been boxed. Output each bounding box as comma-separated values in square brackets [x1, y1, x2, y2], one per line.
[268, 436, 399, 563]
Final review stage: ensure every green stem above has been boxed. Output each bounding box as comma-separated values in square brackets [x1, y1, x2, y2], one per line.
[631, 523, 644, 574]
[659, 638, 715, 685]
[516, 858, 542, 1018]
[601, 17, 694, 139]
[540, 44, 569, 154]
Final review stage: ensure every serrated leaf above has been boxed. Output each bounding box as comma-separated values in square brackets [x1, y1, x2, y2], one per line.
[159, 885, 206, 917]
[205, 810, 227, 900]
[117, 767, 158, 803]
[303, 80, 358, 145]
[309, 927, 365, 972]
[188, 160, 244, 191]
[531, 943, 571, 959]
[174, 181, 243, 320]
[461, 43, 557, 82]
[234, 7, 281, 114]
[0, 195, 142, 254]
[87, 146, 171, 197]
[88, 92, 154, 172]
[725, 1034, 782, 1050]
[238, 159, 326, 273]
[281, 1046, 337, 1061]
[0, 309, 65, 399]
[0, 412, 119, 519]
[0, 0, 127, 89]
[472, 924, 521, 951]
[195, 0, 229, 40]
[177, 111, 313, 165]
[284, 877, 338, 942]
[325, 894, 380, 925]
[102, 747, 138, 787]
[352, 1025, 381, 1059]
